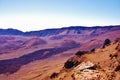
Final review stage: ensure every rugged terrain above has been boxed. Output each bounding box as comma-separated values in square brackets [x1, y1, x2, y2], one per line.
[45, 38, 120, 80]
[0, 26, 120, 80]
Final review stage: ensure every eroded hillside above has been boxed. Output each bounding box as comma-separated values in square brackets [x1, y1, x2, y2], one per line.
[0, 26, 120, 80]
[46, 38, 120, 80]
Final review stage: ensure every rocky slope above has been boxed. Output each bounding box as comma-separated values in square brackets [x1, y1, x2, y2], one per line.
[0, 26, 120, 80]
[46, 38, 120, 80]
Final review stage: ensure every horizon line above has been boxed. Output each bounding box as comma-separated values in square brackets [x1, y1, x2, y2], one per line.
[0, 25, 120, 32]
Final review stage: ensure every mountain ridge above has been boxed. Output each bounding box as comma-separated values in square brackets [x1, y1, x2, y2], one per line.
[0, 25, 120, 36]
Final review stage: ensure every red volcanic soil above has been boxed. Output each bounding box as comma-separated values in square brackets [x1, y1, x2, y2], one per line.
[44, 38, 120, 80]
[60, 39, 80, 47]
[20, 38, 47, 49]
[79, 39, 103, 51]
[0, 26, 120, 80]
[0, 36, 25, 54]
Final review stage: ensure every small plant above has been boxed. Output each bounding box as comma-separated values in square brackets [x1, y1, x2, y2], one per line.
[64, 75, 66, 78]
[75, 51, 88, 56]
[116, 43, 120, 51]
[64, 60, 80, 69]
[115, 65, 120, 71]
[109, 54, 112, 57]
[114, 54, 118, 58]
[50, 72, 58, 79]
[109, 54, 113, 59]
[103, 39, 111, 48]
[91, 48, 95, 52]
[71, 74, 75, 80]
[64, 61, 75, 69]
[109, 54, 118, 59]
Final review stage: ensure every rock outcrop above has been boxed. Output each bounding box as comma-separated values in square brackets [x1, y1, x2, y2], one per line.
[46, 38, 120, 80]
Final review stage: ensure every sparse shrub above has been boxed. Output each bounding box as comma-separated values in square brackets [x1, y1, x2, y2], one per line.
[96, 62, 101, 69]
[64, 75, 66, 78]
[115, 65, 120, 71]
[71, 74, 75, 80]
[103, 39, 111, 48]
[50, 72, 58, 79]
[91, 48, 95, 52]
[64, 61, 75, 69]
[75, 51, 88, 56]
[109, 54, 118, 59]
[114, 54, 118, 58]
[109, 54, 113, 59]
[64, 60, 80, 69]
[109, 54, 112, 58]
[116, 43, 120, 51]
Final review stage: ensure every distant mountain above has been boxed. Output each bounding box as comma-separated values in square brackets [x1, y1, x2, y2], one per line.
[23, 25, 120, 36]
[0, 26, 120, 80]
[0, 25, 120, 36]
[0, 28, 23, 35]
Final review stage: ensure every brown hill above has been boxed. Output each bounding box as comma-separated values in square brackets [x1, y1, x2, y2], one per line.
[60, 39, 80, 48]
[20, 38, 47, 49]
[46, 38, 120, 80]
[0, 36, 26, 54]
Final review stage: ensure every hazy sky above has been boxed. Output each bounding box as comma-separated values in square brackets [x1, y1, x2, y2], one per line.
[0, 0, 120, 31]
